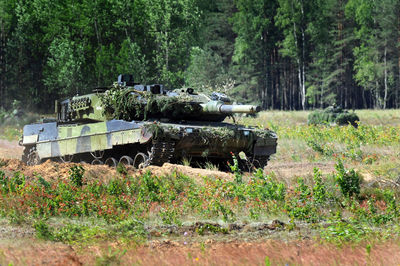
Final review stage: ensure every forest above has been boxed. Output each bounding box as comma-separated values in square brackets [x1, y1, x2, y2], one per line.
[0, 0, 399, 112]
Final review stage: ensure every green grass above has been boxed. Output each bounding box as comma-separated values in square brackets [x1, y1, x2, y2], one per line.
[232, 111, 400, 180]
[232, 109, 400, 127]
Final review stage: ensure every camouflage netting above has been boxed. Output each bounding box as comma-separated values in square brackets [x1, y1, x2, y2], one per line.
[308, 106, 359, 127]
[101, 86, 202, 121]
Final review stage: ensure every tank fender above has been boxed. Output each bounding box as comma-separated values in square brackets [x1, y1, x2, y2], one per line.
[22, 122, 58, 145]
[253, 133, 278, 156]
[105, 120, 151, 144]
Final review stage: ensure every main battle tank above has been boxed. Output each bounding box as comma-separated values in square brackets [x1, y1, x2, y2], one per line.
[20, 74, 277, 170]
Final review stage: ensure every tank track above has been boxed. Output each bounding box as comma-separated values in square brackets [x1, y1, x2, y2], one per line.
[147, 140, 176, 166]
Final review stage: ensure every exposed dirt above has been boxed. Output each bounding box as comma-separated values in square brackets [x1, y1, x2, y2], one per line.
[0, 140, 23, 159]
[0, 241, 82, 266]
[124, 239, 400, 265]
[267, 161, 336, 181]
[1, 238, 399, 265]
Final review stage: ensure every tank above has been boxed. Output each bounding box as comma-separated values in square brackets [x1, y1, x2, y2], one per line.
[20, 74, 277, 170]
[308, 105, 359, 127]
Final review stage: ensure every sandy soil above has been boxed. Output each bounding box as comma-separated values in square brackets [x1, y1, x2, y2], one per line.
[0, 140, 23, 159]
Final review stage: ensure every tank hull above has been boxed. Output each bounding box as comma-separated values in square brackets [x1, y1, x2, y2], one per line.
[21, 119, 277, 169]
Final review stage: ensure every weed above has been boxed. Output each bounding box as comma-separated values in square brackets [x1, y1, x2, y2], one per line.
[116, 218, 147, 238]
[195, 223, 228, 235]
[33, 219, 53, 240]
[54, 224, 84, 243]
[181, 157, 192, 166]
[229, 153, 242, 184]
[334, 160, 360, 198]
[107, 179, 124, 195]
[366, 244, 372, 256]
[69, 165, 85, 187]
[8, 210, 25, 225]
[320, 220, 370, 243]
[264, 256, 272, 266]
[204, 161, 219, 171]
[36, 174, 50, 190]
[116, 163, 128, 175]
[312, 168, 327, 204]
[95, 248, 127, 266]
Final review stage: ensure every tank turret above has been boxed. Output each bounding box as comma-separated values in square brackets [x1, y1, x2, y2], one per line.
[60, 77, 262, 123]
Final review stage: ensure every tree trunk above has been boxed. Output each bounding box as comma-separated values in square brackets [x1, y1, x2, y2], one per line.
[300, 1, 306, 110]
[383, 46, 388, 109]
[375, 80, 380, 109]
[0, 19, 4, 108]
[398, 55, 400, 108]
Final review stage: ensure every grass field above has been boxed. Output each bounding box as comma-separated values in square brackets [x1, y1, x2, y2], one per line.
[0, 109, 399, 265]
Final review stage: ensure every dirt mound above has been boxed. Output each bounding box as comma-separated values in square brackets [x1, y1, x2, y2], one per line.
[147, 163, 232, 183]
[0, 156, 339, 185]
[0, 154, 342, 186]
[0, 158, 233, 183]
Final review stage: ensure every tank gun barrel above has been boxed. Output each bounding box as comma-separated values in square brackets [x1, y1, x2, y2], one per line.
[201, 101, 261, 114]
[219, 104, 261, 113]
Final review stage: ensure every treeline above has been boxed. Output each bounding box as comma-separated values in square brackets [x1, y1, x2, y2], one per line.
[0, 0, 399, 112]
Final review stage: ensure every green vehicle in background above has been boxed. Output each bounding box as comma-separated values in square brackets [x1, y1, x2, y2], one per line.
[20, 75, 277, 170]
[308, 105, 359, 127]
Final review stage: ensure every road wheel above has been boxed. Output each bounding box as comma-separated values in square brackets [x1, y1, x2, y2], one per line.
[119, 155, 133, 166]
[91, 159, 103, 165]
[133, 152, 149, 169]
[60, 154, 74, 163]
[105, 157, 118, 167]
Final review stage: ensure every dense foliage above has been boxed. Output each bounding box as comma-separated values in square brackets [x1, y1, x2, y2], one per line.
[0, 0, 399, 112]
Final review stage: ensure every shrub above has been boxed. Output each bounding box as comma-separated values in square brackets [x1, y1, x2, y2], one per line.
[33, 220, 54, 240]
[69, 165, 85, 187]
[312, 168, 327, 204]
[334, 160, 360, 198]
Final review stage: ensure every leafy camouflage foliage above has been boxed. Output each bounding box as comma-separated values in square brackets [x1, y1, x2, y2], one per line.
[101, 86, 202, 121]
